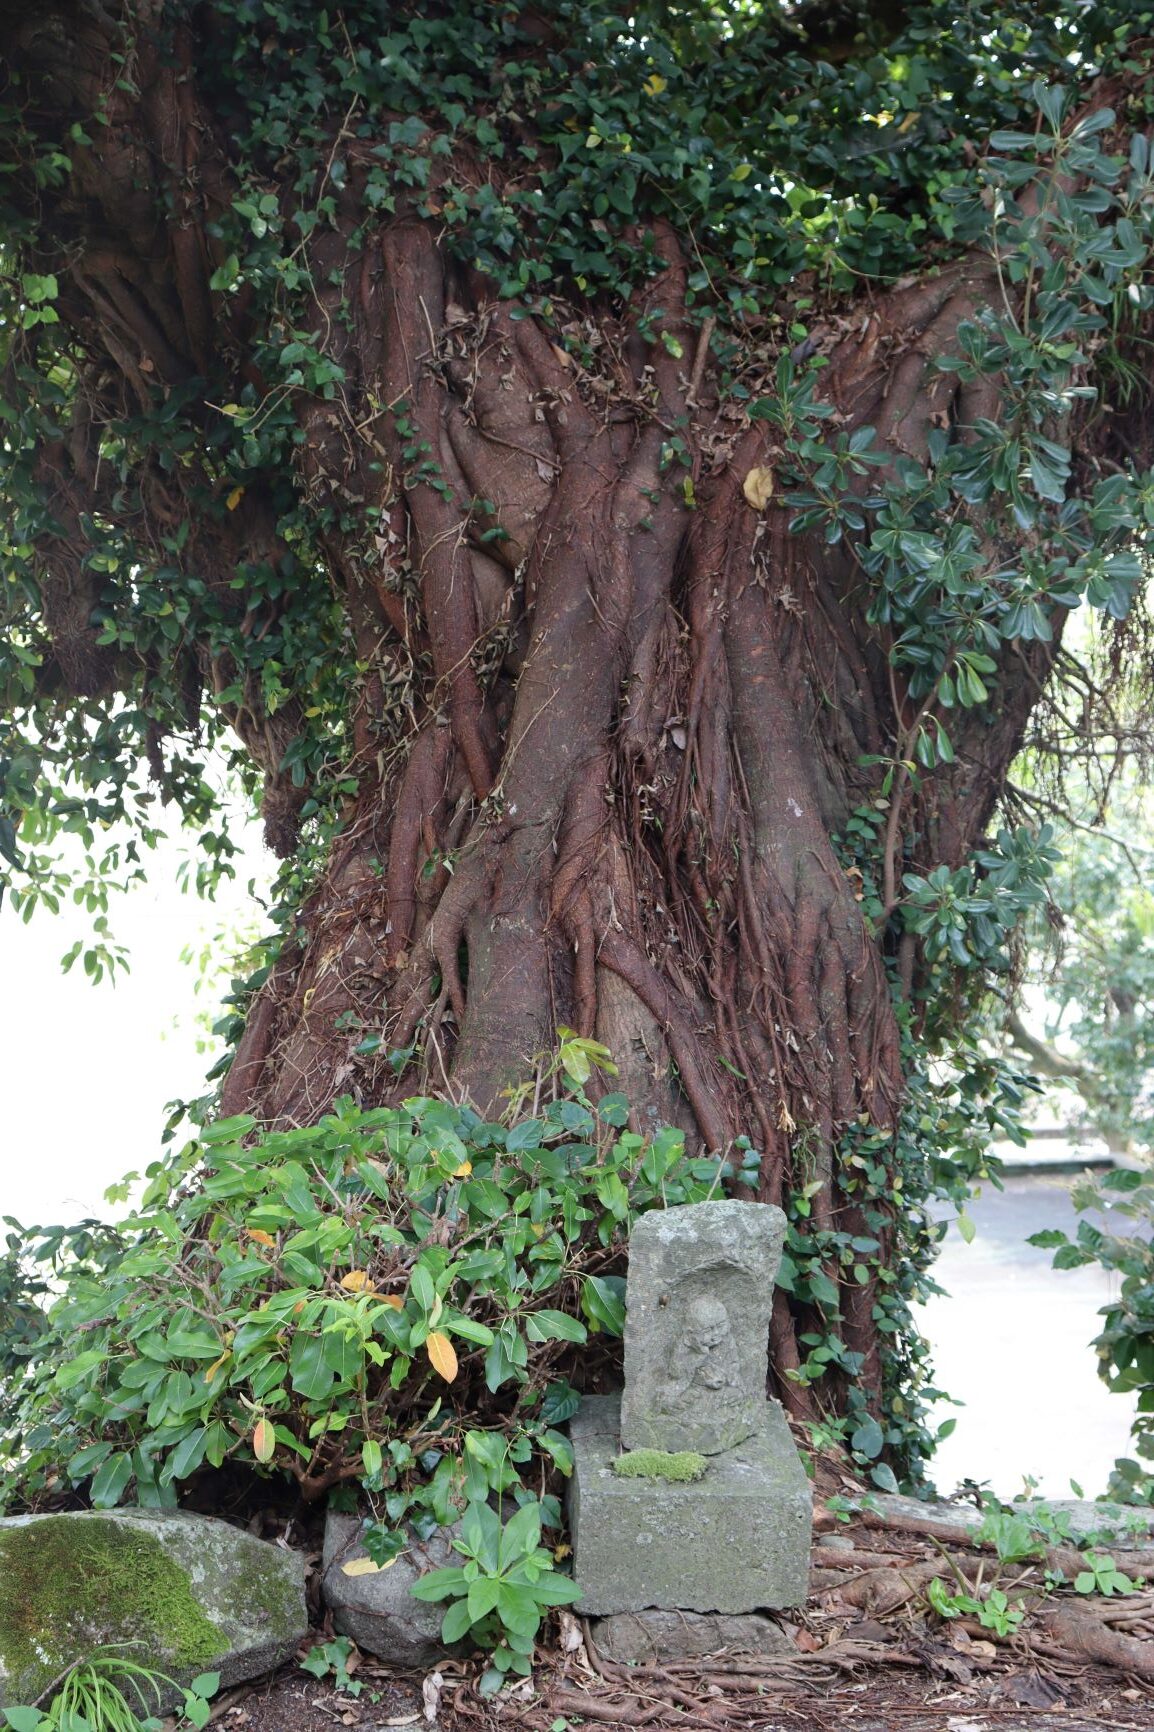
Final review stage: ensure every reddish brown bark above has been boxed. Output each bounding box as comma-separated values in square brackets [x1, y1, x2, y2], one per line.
[1, 0, 1069, 1422]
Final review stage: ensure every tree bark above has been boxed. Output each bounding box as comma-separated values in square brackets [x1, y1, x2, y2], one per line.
[0, 0, 1074, 1424]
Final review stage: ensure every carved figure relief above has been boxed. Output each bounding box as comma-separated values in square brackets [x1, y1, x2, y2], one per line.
[661, 1294, 743, 1423]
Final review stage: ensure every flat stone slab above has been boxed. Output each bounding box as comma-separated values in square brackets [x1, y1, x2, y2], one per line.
[322, 1513, 465, 1667]
[847, 1494, 1154, 1546]
[0, 1509, 306, 1712]
[621, 1200, 785, 1456]
[569, 1393, 811, 1615]
[590, 1609, 795, 1664]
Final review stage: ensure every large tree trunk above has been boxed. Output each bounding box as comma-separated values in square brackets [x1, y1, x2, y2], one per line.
[0, 0, 1065, 1426]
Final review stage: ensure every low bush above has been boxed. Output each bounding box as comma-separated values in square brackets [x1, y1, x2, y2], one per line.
[0, 1058, 745, 1567]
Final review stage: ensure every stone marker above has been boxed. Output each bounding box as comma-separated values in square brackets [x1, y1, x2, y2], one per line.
[569, 1199, 811, 1633]
[620, 1200, 785, 1456]
[0, 1508, 306, 1714]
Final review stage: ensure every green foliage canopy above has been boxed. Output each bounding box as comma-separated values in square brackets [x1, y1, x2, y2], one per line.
[2, 0, 1154, 920]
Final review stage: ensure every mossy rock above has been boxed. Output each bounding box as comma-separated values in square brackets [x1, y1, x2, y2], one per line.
[0, 1510, 306, 1712]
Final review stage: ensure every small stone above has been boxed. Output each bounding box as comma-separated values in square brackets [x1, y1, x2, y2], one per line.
[620, 1200, 785, 1456]
[591, 1608, 795, 1664]
[0, 1508, 306, 1714]
[321, 1513, 464, 1667]
[589, 1607, 797, 1662]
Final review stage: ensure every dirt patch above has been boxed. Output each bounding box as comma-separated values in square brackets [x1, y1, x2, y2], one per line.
[190, 1638, 1153, 1732]
[206, 1658, 425, 1732]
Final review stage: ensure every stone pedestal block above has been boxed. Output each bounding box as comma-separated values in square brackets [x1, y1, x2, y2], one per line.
[569, 1394, 811, 1616]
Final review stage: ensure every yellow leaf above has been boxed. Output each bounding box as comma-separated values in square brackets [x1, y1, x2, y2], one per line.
[643, 73, 666, 96]
[452, 1161, 472, 1177]
[226, 485, 245, 511]
[341, 1269, 377, 1293]
[203, 1350, 231, 1382]
[426, 1331, 458, 1382]
[732, 163, 753, 181]
[252, 1418, 275, 1464]
[380, 1294, 404, 1310]
[245, 1228, 276, 1248]
[742, 466, 775, 510]
[342, 1556, 396, 1576]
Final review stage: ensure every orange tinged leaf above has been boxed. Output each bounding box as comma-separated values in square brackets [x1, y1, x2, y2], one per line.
[246, 1228, 276, 1247]
[253, 1418, 275, 1464]
[226, 484, 245, 510]
[340, 1269, 376, 1293]
[380, 1294, 404, 1310]
[426, 1331, 458, 1382]
[203, 1350, 231, 1382]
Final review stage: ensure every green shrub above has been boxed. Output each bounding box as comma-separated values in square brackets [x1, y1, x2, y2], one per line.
[0, 1081, 736, 1556]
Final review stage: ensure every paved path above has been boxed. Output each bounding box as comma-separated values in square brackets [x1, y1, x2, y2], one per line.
[917, 1172, 1138, 1499]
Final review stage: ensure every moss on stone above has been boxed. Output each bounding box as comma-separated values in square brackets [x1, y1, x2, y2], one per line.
[0, 1516, 226, 1701]
[218, 1545, 302, 1643]
[611, 1449, 708, 1483]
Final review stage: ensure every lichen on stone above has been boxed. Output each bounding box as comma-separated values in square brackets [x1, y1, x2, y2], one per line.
[0, 1516, 226, 1703]
[218, 1545, 302, 1642]
[611, 1448, 708, 1483]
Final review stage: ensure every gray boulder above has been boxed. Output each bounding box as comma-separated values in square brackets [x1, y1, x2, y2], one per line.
[322, 1512, 465, 1668]
[0, 1508, 306, 1713]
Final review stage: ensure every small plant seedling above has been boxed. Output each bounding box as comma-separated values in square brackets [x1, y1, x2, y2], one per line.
[925, 1576, 1024, 1636]
[926, 1575, 980, 1621]
[1, 1654, 219, 1732]
[299, 1638, 362, 1696]
[977, 1506, 1046, 1564]
[611, 1448, 707, 1483]
[1074, 1552, 1139, 1597]
[410, 1498, 581, 1692]
[977, 1587, 1025, 1637]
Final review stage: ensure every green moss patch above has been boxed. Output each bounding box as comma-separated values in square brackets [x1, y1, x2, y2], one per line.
[219, 1546, 302, 1644]
[0, 1516, 226, 1702]
[611, 1448, 708, 1483]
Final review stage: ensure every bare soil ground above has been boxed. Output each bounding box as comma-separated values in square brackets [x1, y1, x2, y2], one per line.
[188, 1481, 1154, 1732]
[203, 1646, 1154, 1732]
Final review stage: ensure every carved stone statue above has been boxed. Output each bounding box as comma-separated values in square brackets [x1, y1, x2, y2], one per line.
[620, 1201, 781, 1455]
[570, 1199, 813, 1622]
[655, 1293, 745, 1453]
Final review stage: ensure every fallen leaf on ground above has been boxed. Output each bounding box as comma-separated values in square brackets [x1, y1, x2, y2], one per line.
[742, 465, 775, 509]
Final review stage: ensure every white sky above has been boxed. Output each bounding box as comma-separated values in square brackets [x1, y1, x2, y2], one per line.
[1, 809, 272, 1225]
